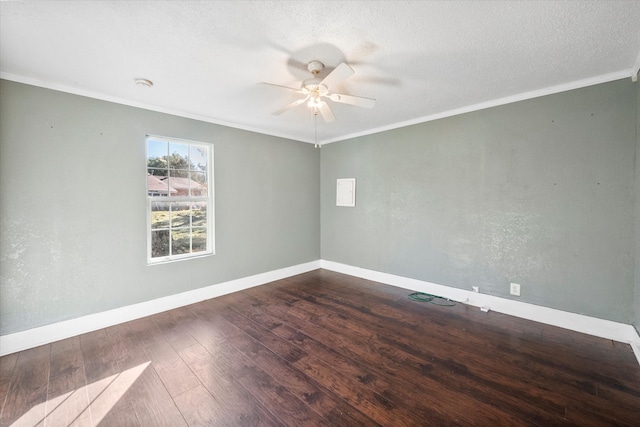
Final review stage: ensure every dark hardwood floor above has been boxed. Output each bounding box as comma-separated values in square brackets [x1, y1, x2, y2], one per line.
[1, 269, 639, 426]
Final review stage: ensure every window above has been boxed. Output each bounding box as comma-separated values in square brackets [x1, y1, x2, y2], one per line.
[146, 135, 214, 263]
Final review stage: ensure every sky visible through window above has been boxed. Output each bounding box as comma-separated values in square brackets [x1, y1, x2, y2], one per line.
[147, 138, 208, 173]
[147, 138, 169, 158]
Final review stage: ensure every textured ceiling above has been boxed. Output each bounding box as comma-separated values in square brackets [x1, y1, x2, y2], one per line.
[1, 1, 640, 144]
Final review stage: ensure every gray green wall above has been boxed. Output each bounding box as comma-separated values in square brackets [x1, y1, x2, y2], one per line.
[635, 79, 640, 333]
[321, 79, 637, 323]
[2, 77, 639, 336]
[0, 79, 320, 335]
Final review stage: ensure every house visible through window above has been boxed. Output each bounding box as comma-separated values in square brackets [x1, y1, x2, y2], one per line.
[146, 135, 214, 263]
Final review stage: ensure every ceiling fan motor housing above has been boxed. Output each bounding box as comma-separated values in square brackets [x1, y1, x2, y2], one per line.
[307, 60, 324, 75]
[301, 78, 328, 96]
[303, 61, 328, 96]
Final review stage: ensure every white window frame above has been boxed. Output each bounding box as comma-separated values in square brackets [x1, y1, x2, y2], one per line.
[146, 135, 215, 264]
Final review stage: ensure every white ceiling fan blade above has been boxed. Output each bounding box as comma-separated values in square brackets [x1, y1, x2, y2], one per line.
[272, 96, 308, 115]
[318, 102, 336, 123]
[259, 82, 303, 94]
[328, 93, 376, 109]
[320, 63, 354, 88]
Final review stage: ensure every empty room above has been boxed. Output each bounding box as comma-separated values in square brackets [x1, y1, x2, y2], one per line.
[1, 1, 640, 426]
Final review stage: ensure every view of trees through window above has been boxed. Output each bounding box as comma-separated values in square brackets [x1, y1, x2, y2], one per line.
[147, 136, 212, 261]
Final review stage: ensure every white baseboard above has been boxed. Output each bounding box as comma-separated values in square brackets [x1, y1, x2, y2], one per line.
[3, 259, 639, 368]
[0, 260, 321, 356]
[320, 260, 640, 366]
[632, 340, 640, 366]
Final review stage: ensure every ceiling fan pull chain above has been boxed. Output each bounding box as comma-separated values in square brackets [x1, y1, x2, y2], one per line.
[314, 111, 319, 148]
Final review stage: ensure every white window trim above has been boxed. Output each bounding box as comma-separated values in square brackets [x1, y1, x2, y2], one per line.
[146, 134, 215, 264]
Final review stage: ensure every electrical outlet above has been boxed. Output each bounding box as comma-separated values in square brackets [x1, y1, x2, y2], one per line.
[472, 286, 479, 293]
[510, 283, 521, 296]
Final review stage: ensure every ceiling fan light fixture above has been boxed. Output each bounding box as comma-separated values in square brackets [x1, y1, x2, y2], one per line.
[308, 96, 321, 108]
[263, 59, 375, 122]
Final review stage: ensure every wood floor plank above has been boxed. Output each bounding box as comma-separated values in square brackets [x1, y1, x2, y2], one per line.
[236, 305, 468, 425]
[0, 345, 50, 427]
[151, 309, 199, 352]
[177, 304, 236, 355]
[41, 336, 91, 427]
[316, 272, 637, 422]
[348, 279, 636, 381]
[79, 328, 141, 427]
[220, 306, 439, 427]
[188, 299, 247, 340]
[305, 290, 592, 423]
[233, 364, 328, 427]
[0, 352, 18, 419]
[177, 342, 282, 426]
[86, 376, 141, 427]
[126, 315, 200, 398]
[1, 269, 639, 426]
[104, 319, 188, 426]
[124, 362, 188, 426]
[271, 285, 568, 405]
[173, 384, 233, 426]
[278, 275, 640, 424]
[225, 330, 382, 427]
[249, 295, 513, 426]
[318, 269, 638, 371]
[104, 322, 150, 369]
[244, 283, 567, 425]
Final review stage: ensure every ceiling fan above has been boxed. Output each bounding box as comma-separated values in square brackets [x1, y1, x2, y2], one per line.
[262, 60, 375, 122]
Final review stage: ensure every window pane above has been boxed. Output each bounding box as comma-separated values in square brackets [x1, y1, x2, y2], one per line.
[190, 172, 207, 196]
[151, 230, 170, 257]
[171, 229, 191, 255]
[166, 170, 185, 199]
[166, 170, 188, 198]
[190, 145, 208, 171]
[169, 168, 189, 179]
[171, 202, 191, 228]
[147, 168, 167, 177]
[148, 139, 168, 161]
[148, 140, 169, 175]
[169, 143, 190, 170]
[192, 227, 207, 252]
[150, 201, 170, 229]
[148, 174, 171, 197]
[192, 202, 206, 227]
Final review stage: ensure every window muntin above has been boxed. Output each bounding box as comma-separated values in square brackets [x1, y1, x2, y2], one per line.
[146, 136, 213, 263]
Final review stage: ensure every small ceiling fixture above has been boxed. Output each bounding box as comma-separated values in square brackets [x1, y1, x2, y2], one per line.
[135, 78, 153, 88]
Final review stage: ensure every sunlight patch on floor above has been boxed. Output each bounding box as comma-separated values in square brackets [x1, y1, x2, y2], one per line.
[10, 361, 150, 427]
